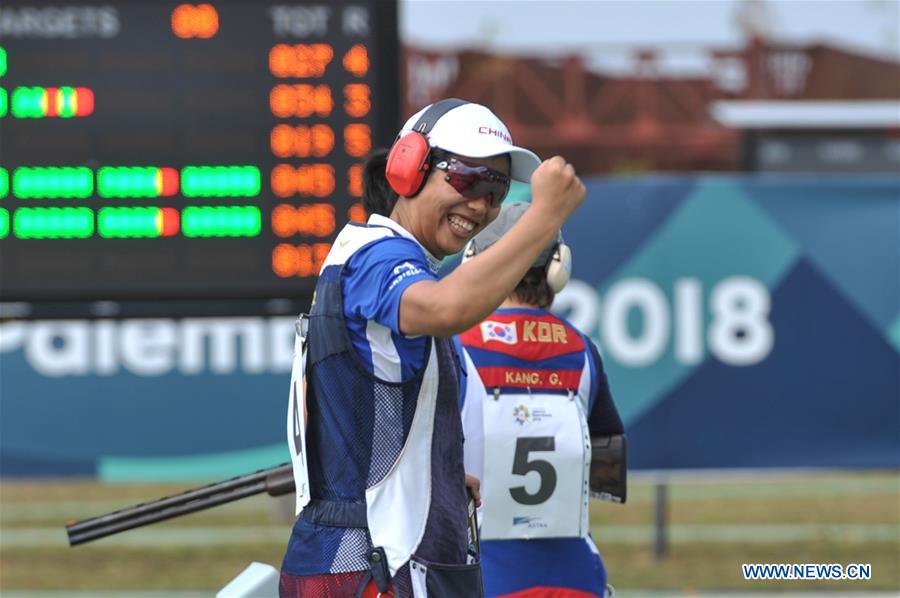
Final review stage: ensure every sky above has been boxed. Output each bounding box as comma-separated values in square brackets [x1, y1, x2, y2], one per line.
[400, 0, 900, 67]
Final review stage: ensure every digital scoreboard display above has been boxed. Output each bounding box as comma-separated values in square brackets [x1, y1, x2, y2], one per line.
[0, 2, 399, 307]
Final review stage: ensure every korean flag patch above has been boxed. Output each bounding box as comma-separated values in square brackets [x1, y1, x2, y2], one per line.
[481, 320, 517, 345]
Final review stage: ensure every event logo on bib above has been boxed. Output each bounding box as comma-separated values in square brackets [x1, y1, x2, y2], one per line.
[512, 404, 530, 425]
[481, 320, 517, 345]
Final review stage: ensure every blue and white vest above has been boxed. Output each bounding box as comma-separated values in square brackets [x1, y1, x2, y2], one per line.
[283, 223, 469, 578]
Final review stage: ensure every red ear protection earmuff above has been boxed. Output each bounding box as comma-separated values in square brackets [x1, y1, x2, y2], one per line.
[384, 132, 432, 197]
[385, 98, 468, 198]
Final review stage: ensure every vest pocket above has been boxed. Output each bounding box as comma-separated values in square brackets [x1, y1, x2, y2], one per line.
[409, 557, 483, 598]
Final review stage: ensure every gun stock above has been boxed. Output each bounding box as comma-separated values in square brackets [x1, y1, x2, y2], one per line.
[66, 463, 294, 546]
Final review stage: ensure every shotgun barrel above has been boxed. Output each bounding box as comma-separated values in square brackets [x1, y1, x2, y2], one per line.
[66, 463, 295, 546]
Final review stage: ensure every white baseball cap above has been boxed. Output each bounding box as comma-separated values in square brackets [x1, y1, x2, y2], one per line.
[399, 101, 541, 183]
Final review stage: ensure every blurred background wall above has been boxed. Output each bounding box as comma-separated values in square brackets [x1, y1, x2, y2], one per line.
[2, 0, 897, 479]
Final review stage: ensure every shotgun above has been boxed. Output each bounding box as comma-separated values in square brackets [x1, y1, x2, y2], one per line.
[66, 463, 294, 546]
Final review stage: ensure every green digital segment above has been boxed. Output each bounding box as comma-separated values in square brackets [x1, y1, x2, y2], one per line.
[11, 86, 43, 118]
[56, 86, 77, 118]
[13, 167, 94, 199]
[0, 208, 8, 239]
[0, 89, 7, 118]
[99, 207, 160, 238]
[182, 206, 261, 237]
[98, 167, 156, 198]
[98, 167, 178, 198]
[14, 207, 94, 239]
[181, 166, 261, 198]
[9, 86, 93, 118]
[0, 168, 8, 198]
[98, 206, 180, 238]
[0, 47, 6, 78]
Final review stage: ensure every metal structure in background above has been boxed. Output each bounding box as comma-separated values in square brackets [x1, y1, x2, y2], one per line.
[712, 99, 900, 172]
[402, 36, 900, 175]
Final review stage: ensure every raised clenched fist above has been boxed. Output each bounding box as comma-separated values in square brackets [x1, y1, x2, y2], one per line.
[530, 156, 586, 222]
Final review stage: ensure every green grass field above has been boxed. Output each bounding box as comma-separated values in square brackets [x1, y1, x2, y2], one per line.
[1, 472, 898, 594]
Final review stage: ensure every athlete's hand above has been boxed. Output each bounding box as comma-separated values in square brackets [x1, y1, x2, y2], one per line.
[465, 474, 481, 508]
[529, 156, 586, 223]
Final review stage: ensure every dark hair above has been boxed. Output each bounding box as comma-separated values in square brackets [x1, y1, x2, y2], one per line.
[362, 149, 398, 217]
[512, 267, 555, 309]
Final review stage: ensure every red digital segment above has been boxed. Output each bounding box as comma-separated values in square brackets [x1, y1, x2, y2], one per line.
[158, 167, 180, 196]
[159, 207, 181, 236]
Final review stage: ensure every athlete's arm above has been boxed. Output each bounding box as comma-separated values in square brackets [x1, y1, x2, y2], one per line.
[400, 157, 585, 337]
[584, 339, 627, 502]
[586, 340, 624, 437]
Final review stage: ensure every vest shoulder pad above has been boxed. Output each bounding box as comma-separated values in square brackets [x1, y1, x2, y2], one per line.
[322, 223, 397, 269]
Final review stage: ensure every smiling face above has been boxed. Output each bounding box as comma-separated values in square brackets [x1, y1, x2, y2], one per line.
[392, 153, 511, 259]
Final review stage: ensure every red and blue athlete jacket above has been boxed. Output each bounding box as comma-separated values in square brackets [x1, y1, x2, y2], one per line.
[459, 307, 623, 598]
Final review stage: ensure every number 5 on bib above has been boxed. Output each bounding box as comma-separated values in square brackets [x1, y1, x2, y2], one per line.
[480, 392, 590, 540]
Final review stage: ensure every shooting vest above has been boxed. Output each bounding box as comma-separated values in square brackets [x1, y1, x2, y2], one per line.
[461, 310, 593, 540]
[287, 222, 469, 578]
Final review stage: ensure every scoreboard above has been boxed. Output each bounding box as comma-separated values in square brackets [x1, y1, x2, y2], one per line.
[0, 2, 399, 309]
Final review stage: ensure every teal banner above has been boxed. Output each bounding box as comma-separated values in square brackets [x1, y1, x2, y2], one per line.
[554, 175, 899, 469]
[1, 175, 897, 477]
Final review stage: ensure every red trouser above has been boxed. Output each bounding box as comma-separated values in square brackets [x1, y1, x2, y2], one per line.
[279, 571, 396, 598]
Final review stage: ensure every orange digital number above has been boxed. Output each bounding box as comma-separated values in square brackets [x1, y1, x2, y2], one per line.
[272, 203, 336, 237]
[296, 84, 333, 118]
[311, 124, 336, 157]
[271, 165, 336, 197]
[344, 124, 371, 158]
[271, 164, 297, 198]
[271, 124, 334, 158]
[301, 44, 334, 77]
[313, 243, 331, 273]
[343, 84, 371, 118]
[347, 164, 363, 198]
[306, 164, 336, 197]
[270, 125, 295, 157]
[269, 44, 334, 78]
[172, 4, 219, 39]
[348, 202, 367, 223]
[272, 243, 333, 277]
[270, 85, 296, 118]
[272, 243, 299, 277]
[269, 84, 333, 117]
[269, 45, 294, 78]
[272, 204, 297, 237]
[298, 204, 336, 236]
[342, 44, 369, 77]
[296, 244, 314, 277]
